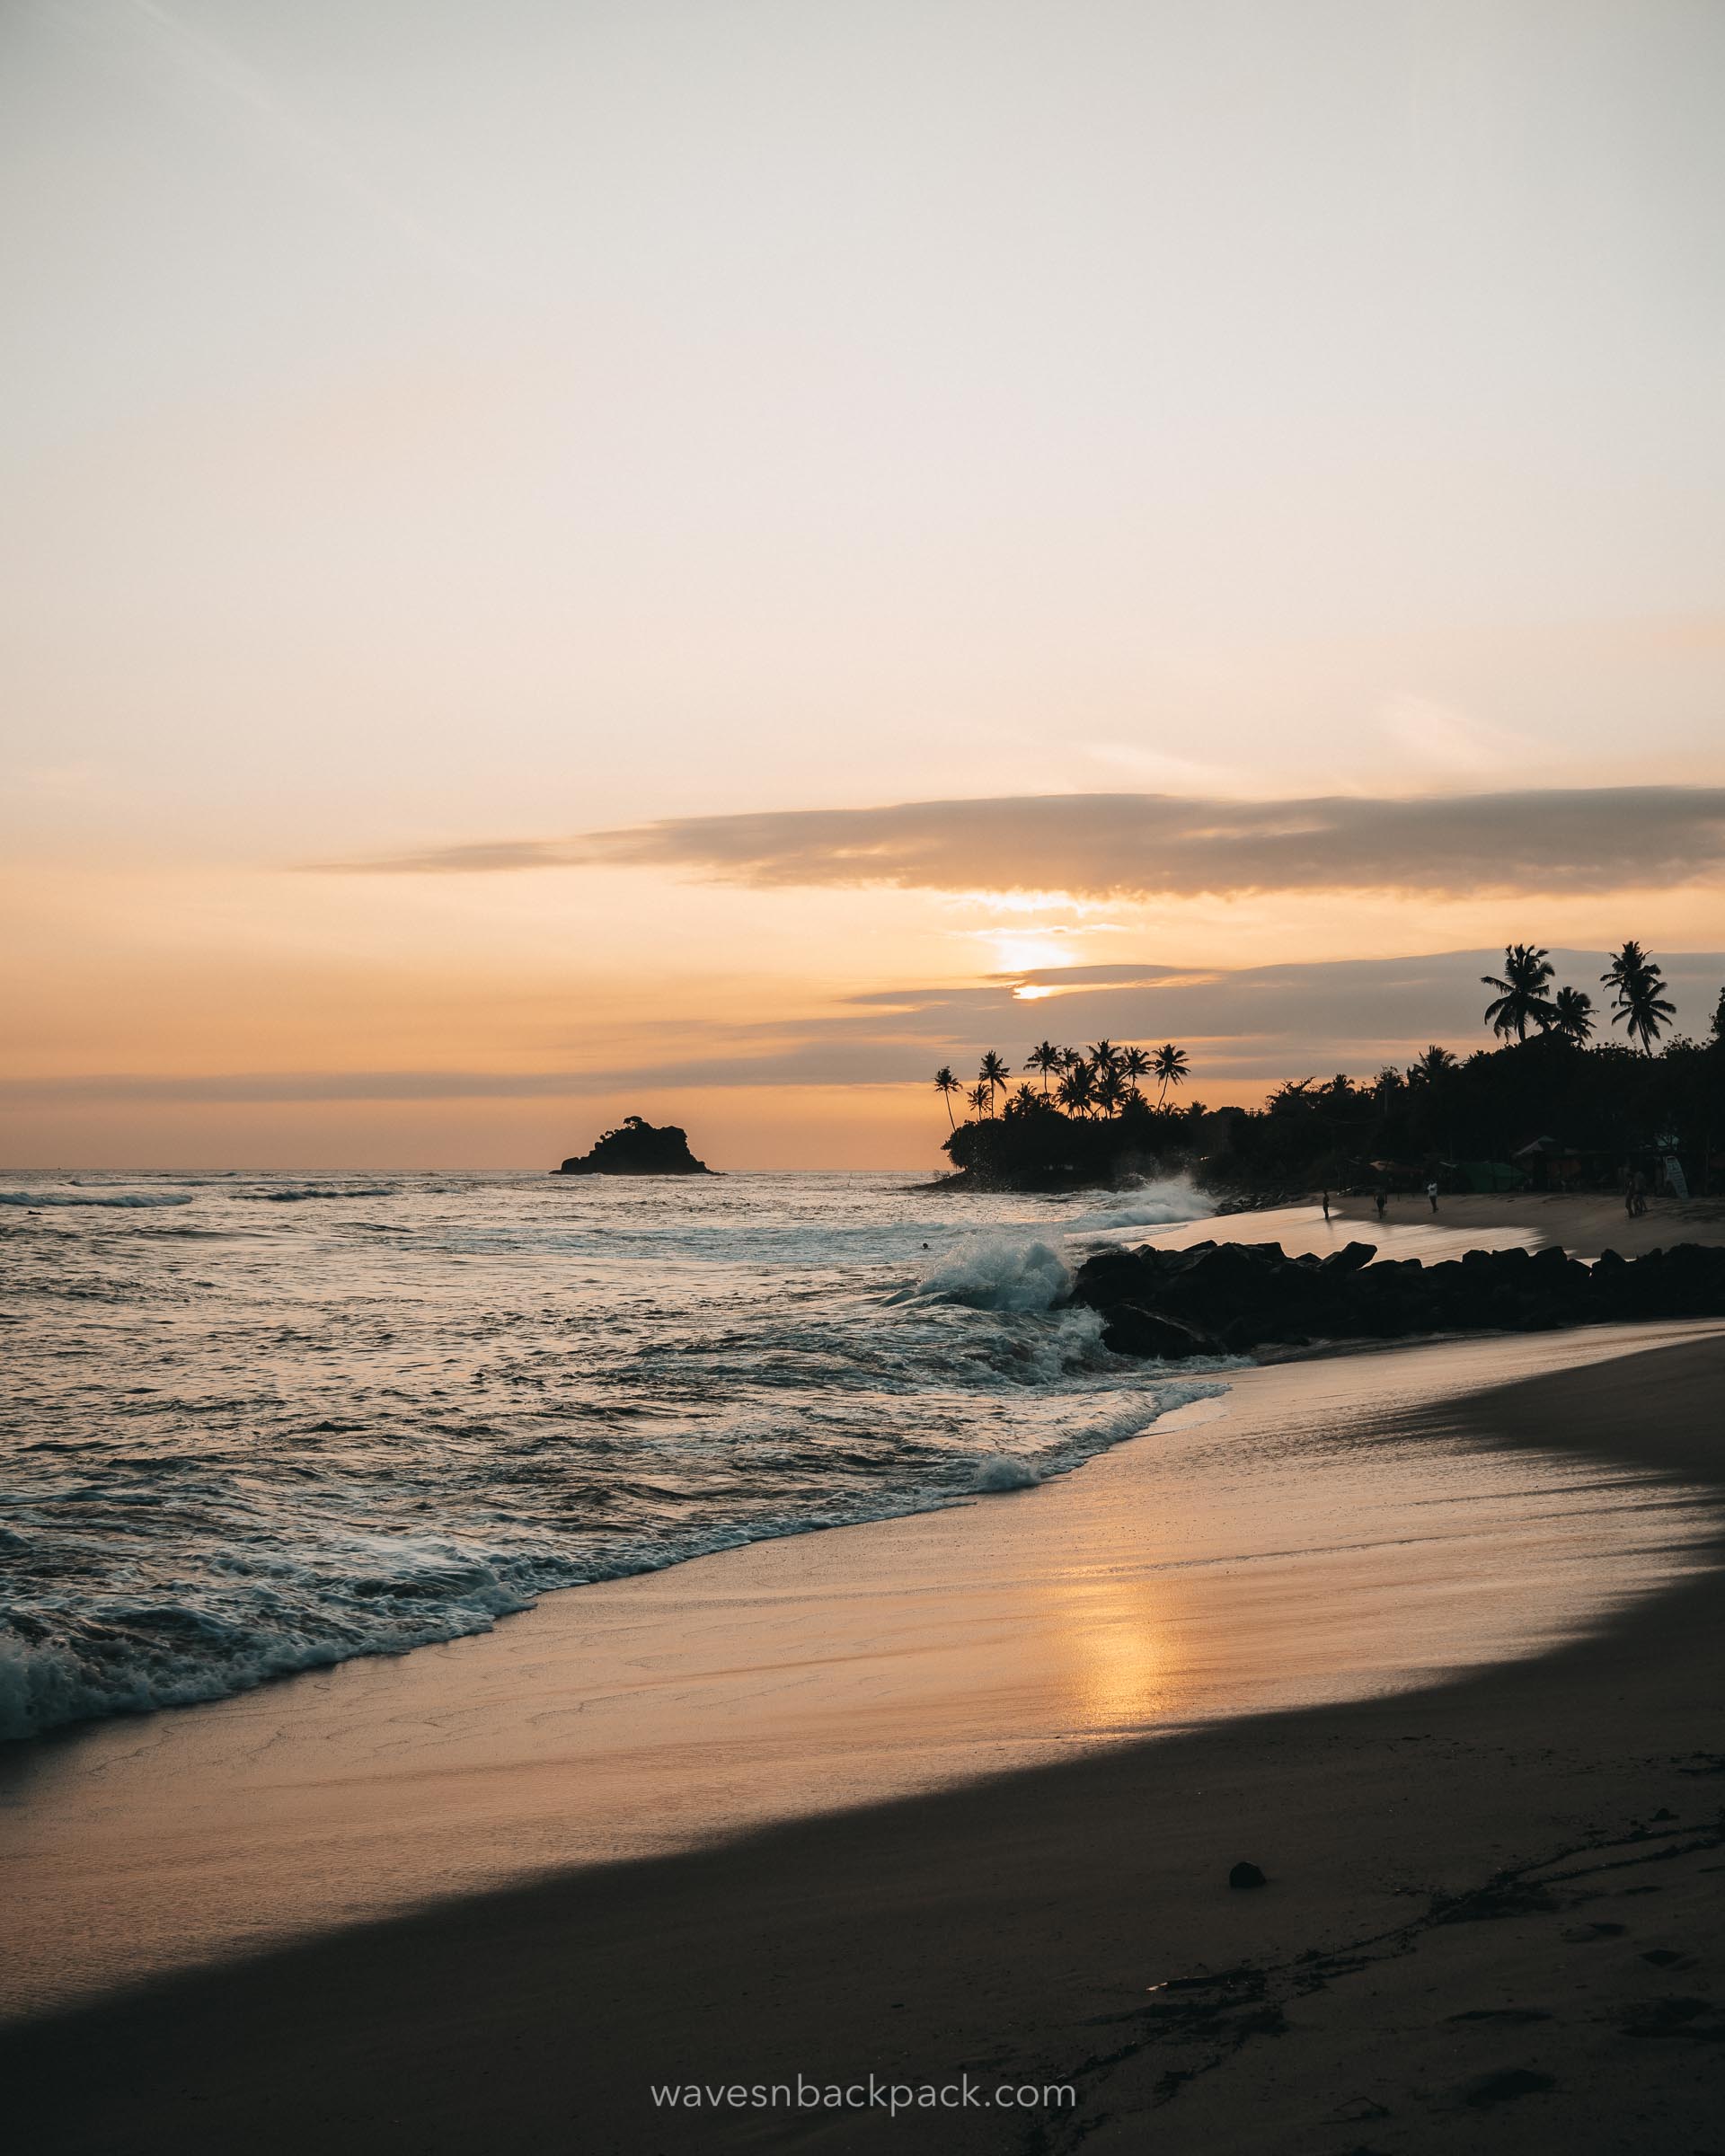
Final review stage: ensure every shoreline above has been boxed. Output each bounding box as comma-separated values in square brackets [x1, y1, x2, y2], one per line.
[6, 1321, 1725, 2151]
[3, 1321, 1711, 2020]
[1324, 1187, 1725, 1258]
[8, 1187, 1668, 1753]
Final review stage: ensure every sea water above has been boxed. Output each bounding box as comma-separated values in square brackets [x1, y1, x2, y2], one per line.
[0, 1169, 1223, 1738]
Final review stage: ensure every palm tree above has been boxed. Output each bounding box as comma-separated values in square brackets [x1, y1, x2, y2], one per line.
[1121, 1046, 1152, 1100]
[1087, 1039, 1122, 1078]
[1409, 1044, 1457, 1159]
[1601, 941, 1676, 1053]
[1093, 1066, 1127, 1118]
[1026, 1039, 1065, 1094]
[933, 1065, 960, 1128]
[1480, 944, 1557, 1040]
[1152, 1042, 1190, 1104]
[978, 1050, 1010, 1110]
[966, 1081, 993, 1117]
[1057, 1062, 1095, 1118]
[1551, 985, 1595, 1043]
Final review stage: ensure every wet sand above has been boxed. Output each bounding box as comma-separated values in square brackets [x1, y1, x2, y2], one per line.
[1120, 1188, 1725, 1264]
[4, 1321, 1712, 2019]
[1325, 1188, 1725, 1259]
[5, 1321, 1725, 2152]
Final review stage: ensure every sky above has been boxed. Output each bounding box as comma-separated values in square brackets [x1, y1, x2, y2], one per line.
[3, 0, 1723, 1168]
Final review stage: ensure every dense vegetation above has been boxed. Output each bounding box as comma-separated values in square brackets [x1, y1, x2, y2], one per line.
[934, 944, 1725, 1196]
[933, 1038, 1204, 1190]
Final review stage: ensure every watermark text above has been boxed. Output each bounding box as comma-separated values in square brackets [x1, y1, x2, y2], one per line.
[650, 2073, 1075, 2118]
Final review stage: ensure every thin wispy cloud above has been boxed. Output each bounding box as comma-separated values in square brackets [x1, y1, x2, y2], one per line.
[68, 0, 482, 278]
[1377, 696, 1543, 776]
[315, 788, 1725, 898]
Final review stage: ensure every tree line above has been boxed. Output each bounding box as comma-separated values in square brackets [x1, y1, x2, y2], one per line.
[932, 1038, 1190, 1127]
[929, 941, 1724, 1194]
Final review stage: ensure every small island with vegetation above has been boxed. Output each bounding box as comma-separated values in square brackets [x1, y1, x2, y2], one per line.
[931, 941, 1724, 1198]
[554, 1116, 712, 1176]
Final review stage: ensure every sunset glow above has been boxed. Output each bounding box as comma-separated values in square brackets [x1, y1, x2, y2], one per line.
[4, 2, 1722, 1167]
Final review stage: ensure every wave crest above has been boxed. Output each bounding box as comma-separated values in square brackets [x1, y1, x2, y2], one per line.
[1065, 1178, 1214, 1234]
[0, 1191, 195, 1209]
[915, 1235, 1073, 1312]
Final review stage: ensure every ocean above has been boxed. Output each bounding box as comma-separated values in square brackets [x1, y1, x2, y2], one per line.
[0, 1168, 1225, 1740]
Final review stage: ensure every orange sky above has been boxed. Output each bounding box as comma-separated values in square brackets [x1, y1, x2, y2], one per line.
[4, 3, 1723, 1168]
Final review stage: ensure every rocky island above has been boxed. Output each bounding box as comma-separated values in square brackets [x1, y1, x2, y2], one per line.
[553, 1117, 712, 1176]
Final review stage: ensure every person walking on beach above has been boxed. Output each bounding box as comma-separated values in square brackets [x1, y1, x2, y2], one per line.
[1427, 1179, 1439, 1213]
[1374, 1185, 1388, 1220]
[1321, 1188, 1331, 1221]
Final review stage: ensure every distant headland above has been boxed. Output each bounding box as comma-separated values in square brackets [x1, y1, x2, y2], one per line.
[554, 1117, 712, 1176]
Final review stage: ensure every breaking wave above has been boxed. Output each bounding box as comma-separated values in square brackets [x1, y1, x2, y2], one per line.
[237, 1185, 401, 1202]
[1063, 1178, 1215, 1234]
[0, 1367, 1229, 1742]
[0, 1169, 1233, 1741]
[971, 1454, 1041, 1491]
[913, 1234, 1074, 1312]
[0, 1190, 195, 1209]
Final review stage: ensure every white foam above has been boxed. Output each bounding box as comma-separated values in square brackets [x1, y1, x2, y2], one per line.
[0, 1190, 195, 1208]
[971, 1455, 1041, 1491]
[0, 1564, 546, 1743]
[1064, 1176, 1214, 1235]
[915, 1234, 1074, 1312]
[2, 1169, 1239, 1745]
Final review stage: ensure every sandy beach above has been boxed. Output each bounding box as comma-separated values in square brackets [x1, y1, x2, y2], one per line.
[1137, 1189, 1725, 1264]
[1327, 1189, 1725, 1259]
[6, 1289, 1725, 2151]
[4, 1316, 1713, 2019]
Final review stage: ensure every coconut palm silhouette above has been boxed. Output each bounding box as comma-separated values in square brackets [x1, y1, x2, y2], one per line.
[1601, 941, 1676, 1052]
[1551, 985, 1595, 1042]
[1121, 1045, 1153, 1099]
[1480, 944, 1557, 1039]
[933, 1065, 961, 1127]
[1057, 1061, 1096, 1118]
[978, 1049, 1011, 1110]
[1026, 1039, 1065, 1093]
[1152, 1043, 1190, 1103]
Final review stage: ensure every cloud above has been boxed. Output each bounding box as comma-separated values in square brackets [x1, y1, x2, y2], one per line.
[315, 787, 1725, 898]
[16, 949, 1721, 1109]
[0, 1044, 930, 1108]
[809, 947, 1725, 1071]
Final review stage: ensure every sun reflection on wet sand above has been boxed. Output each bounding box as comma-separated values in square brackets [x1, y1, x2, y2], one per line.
[3, 1324, 1718, 2018]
